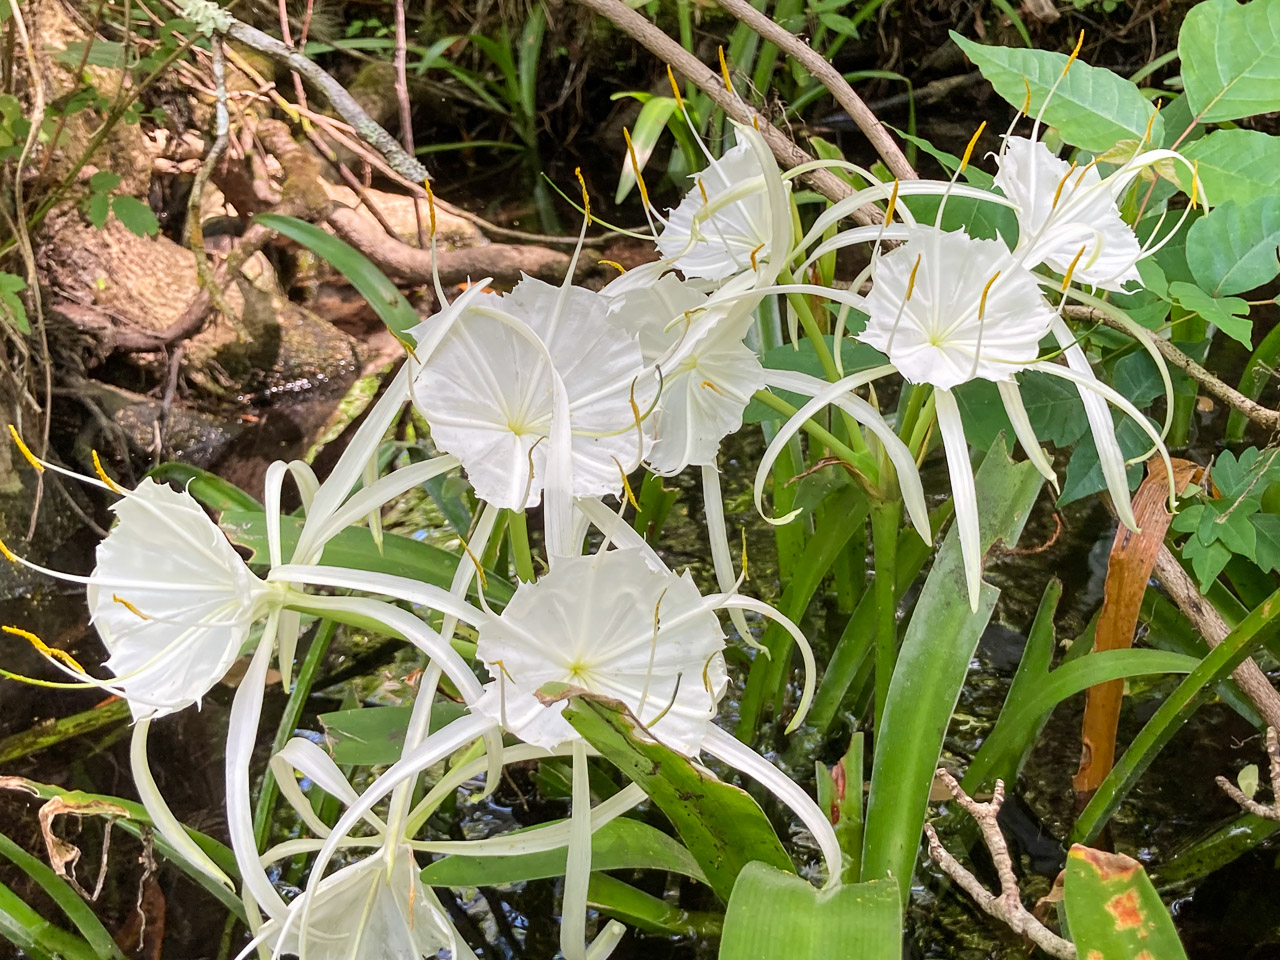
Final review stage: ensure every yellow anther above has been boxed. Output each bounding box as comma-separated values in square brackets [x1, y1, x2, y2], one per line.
[752, 114, 759, 130]
[1020, 78, 1032, 117]
[700, 380, 725, 396]
[697, 176, 709, 206]
[575, 167, 591, 225]
[1051, 162, 1079, 210]
[7, 425, 42, 473]
[666, 65, 685, 112]
[959, 121, 987, 174]
[749, 242, 765, 271]
[905, 254, 923, 301]
[1190, 160, 1200, 209]
[0, 535, 18, 564]
[462, 540, 488, 590]
[3, 625, 84, 673]
[598, 259, 626, 275]
[617, 459, 640, 510]
[623, 127, 653, 210]
[884, 179, 900, 226]
[740, 527, 749, 581]
[1063, 30, 1085, 76]
[112, 594, 149, 620]
[1073, 157, 1100, 188]
[1142, 102, 1161, 146]
[423, 177, 438, 238]
[978, 271, 1001, 319]
[91, 450, 123, 494]
[1060, 244, 1088, 293]
[718, 46, 733, 94]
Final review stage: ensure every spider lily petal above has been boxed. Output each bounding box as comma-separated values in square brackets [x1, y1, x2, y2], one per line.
[130, 719, 233, 887]
[260, 842, 453, 960]
[934, 389, 983, 610]
[410, 276, 651, 513]
[657, 121, 791, 283]
[756, 367, 933, 545]
[859, 227, 1056, 390]
[994, 136, 1143, 290]
[472, 549, 727, 755]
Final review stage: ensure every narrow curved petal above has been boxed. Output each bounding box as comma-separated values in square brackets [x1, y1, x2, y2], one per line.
[701, 464, 761, 653]
[130, 719, 233, 888]
[700, 725, 844, 890]
[935, 389, 982, 612]
[997, 380, 1059, 490]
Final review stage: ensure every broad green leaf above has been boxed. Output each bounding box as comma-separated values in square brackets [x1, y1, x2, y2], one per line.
[0, 271, 29, 334]
[1178, 0, 1280, 124]
[0, 879, 96, 960]
[1060, 415, 1149, 507]
[558, 691, 794, 901]
[88, 170, 121, 192]
[1181, 533, 1233, 591]
[615, 96, 678, 203]
[1250, 513, 1280, 573]
[901, 191, 1017, 244]
[1073, 585, 1280, 844]
[953, 379, 1014, 450]
[1111, 352, 1166, 410]
[54, 40, 126, 69]
[1065, 845, 1189, 958]
[1182, 130, 1280, 208]
[952, 34, 1162, 152]
[862, 436, 1043, 902]
[589, 874, 723, 937]
[149, 461, 263, 512]
[421, 816, 705, 887]
[718, 863, 901, 960]
[110, 195, 159, 237]
[255, 214, 419, 341]
[86, 191, 109, 229]
[319, 703, 466, 765]
[1186, 198, 1280, 297]
[220, 509, 514, 605]
[1022, 370, 1090, 446]
[0, 831, 126, 960]
[962, 648, 1198, 794]
[1168, 281, 1252, 347]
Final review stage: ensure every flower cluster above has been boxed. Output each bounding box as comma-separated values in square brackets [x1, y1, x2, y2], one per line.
[0, 74, 1197, 960]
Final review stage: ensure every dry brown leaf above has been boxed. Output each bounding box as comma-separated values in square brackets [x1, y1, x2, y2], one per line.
[1073, 458, 1201, 802]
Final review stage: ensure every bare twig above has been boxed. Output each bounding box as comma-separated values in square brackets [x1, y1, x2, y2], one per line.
[571, 0, 878, 225]
[713, 0, 916, 181]
[925, 770, 1077, 960]
[209, 16, 430, 184]
[392, 0, 426, 249]
[1151, 544, 1280, 730]
[1217, 727, 1280, 821]
[1066, 305, 1280, 433]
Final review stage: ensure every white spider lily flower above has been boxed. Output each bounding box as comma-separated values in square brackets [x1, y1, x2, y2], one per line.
[409, 275, 652, 517]
[603, 266, 766, 475]
[471, 548, 728, 754]
[993, 136, 1143, 291]
[277, 538, 843, 960]
[259, 842, 453, 960]
[654, 121, 793, 284]
[852, 226, 1172, 607]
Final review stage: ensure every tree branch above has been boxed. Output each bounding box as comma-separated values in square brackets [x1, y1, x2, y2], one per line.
[1066, 305, 1280, 433]
[925, 770, 1077, 960]
[713, 0, 916, 181]
[1217, 727, 1280, 821]
[570, 0, 878, 225]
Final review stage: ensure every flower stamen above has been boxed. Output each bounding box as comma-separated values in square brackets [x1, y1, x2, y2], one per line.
[91, 451, 122, 494]
[7, 425, 42, 473]
[718, 46, 733, 94]
[2, 625, 85, 672]
[112, 594, 150, 620]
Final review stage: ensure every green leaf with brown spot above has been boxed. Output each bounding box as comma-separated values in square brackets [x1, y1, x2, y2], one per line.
[557, 690, 794, 902]
[1064, 844, 1189, 959]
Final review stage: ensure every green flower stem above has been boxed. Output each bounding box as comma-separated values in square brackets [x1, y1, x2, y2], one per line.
[508, 509, 536, 583]
[252, 618, 337, 853]
[906, 390, 937, 459]
[870, 499, 901, 739]
[751, 389, 879, 482]
[779, 267, 871, 461]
